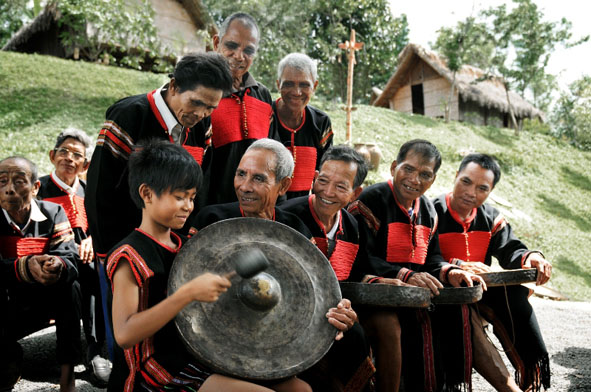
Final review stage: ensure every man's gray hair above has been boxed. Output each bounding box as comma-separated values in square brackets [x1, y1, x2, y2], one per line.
[246, 138, 294, 181]
[218, 12, 260, 44]
[54, 127, 94, 158]
[277, 53, 318, 82]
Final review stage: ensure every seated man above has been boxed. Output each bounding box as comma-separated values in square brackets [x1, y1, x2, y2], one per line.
[38, 128, 111, 385]
[349, 139, 485, 392]
[432, 153, 551, 392]
[0, 156, 81, 392]
[281, 145, 375, 390]
[273, 53, 333, 199]
[194, 138, 374, 391]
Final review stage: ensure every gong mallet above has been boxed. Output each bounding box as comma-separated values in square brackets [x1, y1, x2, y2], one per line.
[224, 248, 270, 280]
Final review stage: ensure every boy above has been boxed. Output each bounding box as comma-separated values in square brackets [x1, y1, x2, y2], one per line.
[107, 140, 310, 391]
[38, 128, 111, 384]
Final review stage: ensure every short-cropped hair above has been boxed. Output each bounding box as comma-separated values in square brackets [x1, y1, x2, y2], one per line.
[458, 153, 502, 187]
[171, 52, 233, 95]
[128, 139, 202, 209]
[246, 138, 294, 182]
[396, 139, 442, 174]
[277, 53, 318, 82]
[320, 145, 368, 188]
[54, 127, 94, 158]
[0, 156, 38, 183]
[218, 12, 259, 44]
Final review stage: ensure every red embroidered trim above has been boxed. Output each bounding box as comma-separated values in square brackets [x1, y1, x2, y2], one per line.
[0, 236, 49, 258]
[314, 237, 358, 281]
[44, 194, 88, 232]
[146, 90, 168, 132]
[417, 310, 436, 392]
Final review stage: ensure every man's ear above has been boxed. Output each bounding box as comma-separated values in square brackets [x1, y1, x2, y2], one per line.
[390, 160, 398, 177]
[49, 149, 56, 165]
[351, 186, 363, 202]
[313, 79, 319, 92]
[278, 177, 292, 196]
[276, 79, 281, 90]
[31, 180, 40, 197]
[138, 184, 153, 204]
[213, 35, 220, 51]
[82, 160, 90, 172]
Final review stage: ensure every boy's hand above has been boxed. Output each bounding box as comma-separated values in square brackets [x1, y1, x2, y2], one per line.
[79, 237, 94, 264]
[187, 273, 232, 302]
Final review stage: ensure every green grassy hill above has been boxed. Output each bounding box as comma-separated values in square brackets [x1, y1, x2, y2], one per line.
[2, 51, 590, 300]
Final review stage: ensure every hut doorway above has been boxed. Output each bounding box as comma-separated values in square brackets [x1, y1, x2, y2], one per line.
[411, 84, 424, 115]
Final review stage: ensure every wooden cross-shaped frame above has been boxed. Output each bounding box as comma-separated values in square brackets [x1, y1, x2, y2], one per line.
[338, 29, 364, 143]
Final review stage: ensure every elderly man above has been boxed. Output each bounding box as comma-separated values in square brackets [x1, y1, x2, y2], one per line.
[0, 156, 81, 392]
[38, 128, 110, 385]
[273, 53, 333, 199]
[349, 139, 486, 391]
[208, 13, 280, 204]
[433, 153, 551, 392]
[194, 139, 374, 392]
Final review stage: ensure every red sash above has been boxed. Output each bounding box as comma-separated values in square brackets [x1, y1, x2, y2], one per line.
[210, 93, 271, 148]
[315, 237, 359, 281]
[386, 222, 431, 265]
[288, 146, 317, 192]
[44, 194, 88, 232]
[439, 231, 491, 262]
[0, 236, 50, 258]
[183, 146, 205, 166]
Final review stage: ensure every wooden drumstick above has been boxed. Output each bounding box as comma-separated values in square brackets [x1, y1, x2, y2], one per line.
[225, 248, 270, 280]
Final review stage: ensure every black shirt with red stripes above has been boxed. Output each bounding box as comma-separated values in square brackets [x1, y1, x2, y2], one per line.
[432, 193, 532, 269]
[272, 101, 333, 199]
[85, 87, 211, 256]
[280, 195, 368, 282]
[349, 180, 454, 283]
[207, 73, 279, 205]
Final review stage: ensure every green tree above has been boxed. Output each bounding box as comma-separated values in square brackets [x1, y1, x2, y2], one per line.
[0, 0, 34, 48]
[551, 76, 591, 150]
[203, 0, 408, 102]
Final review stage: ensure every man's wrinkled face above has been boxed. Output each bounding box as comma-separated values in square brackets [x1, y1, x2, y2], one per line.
[50, 137, 88, 183]
[214, 19, 258, 82]
[451, 162, 495, 216]
[312, 159, 360, 220]
[234, 149, 289, 218]
[277, 66, 317, 113]
[168, 83, 223, 128]
[0, 158, 39, 219]
[390, 150, 436, 209]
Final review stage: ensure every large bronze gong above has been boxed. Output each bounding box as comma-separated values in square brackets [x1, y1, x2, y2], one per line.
[168, 218, 341, 380]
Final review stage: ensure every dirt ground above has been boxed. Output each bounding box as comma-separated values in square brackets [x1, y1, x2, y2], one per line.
[11, 296, 591, 391]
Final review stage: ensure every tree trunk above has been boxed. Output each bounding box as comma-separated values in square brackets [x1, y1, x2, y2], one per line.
[504, 82, 519, 135]
[445, 71, 457, 123]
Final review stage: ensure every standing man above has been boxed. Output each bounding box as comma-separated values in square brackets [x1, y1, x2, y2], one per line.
[433, 153, 551, 392]
[274, 53, 333, 199]
[85, 52, 232, 358]
[349, 139, 485, 391]
[208, 13, 279, 204]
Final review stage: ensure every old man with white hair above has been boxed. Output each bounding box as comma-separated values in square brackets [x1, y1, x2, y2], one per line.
[273, 53, 334, 199]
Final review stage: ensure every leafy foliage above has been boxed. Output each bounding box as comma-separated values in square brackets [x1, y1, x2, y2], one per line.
[551, 76, 591, 150]
[56, 0, 173, 72]
[0, 0, 35, 48]
[203, 0, 408, 102]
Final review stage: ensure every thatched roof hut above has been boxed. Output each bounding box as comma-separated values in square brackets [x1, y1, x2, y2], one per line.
[372, 43, 543, 127]
[2, 0, 214, 60]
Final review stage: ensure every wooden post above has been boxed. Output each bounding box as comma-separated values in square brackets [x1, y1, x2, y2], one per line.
[338, 29, 363, 144]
